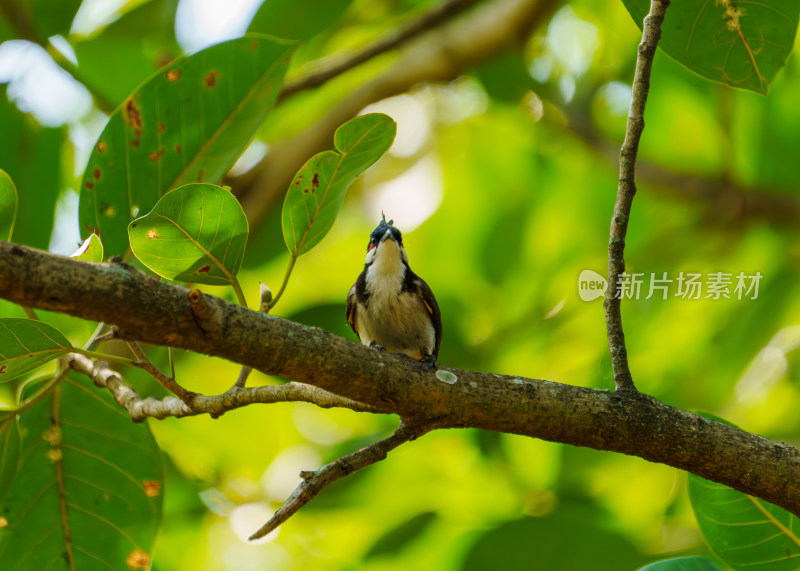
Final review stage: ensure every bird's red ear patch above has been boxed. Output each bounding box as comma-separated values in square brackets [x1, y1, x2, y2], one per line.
[368, 243, 376, 251]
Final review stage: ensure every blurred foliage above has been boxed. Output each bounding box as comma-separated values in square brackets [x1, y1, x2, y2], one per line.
[1, 0, 800, 569]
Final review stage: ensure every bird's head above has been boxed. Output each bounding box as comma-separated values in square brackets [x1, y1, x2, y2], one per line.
[364, 213, 408, 267]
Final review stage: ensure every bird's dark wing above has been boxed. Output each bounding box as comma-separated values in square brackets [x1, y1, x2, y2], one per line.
[417, 278, 442, 358]
[346, 282, 360, 340]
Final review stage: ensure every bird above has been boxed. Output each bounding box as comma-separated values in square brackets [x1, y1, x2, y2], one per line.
[346, 215, 442, 368]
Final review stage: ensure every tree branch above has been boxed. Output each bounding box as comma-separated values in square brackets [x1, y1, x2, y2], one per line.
[2, 240, 800, 520]
[277, 0, 482, 102]
[604, 0, 669, 393]
[234, 0, 560, 228]
[66, 352, 376, 422]
[249, 420, 433, 540]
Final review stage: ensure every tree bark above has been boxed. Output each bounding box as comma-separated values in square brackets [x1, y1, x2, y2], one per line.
[2, 240, 799, 518]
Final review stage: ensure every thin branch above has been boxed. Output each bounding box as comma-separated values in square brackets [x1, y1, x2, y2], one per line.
[604, 0, 669, 393]
[277, 0, 481, 102]
[126, 341, 198, 406]
[67, 352, 376, 421]
[249, 420, 433, 540]
[4, 241, 800, 520]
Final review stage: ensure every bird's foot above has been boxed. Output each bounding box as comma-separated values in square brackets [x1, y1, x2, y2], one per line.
[421, 354, 438, 370]
[369, 342, 386, 352]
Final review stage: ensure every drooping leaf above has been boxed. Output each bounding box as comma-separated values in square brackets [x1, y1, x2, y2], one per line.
[0, 375, 163, 569]
[282, 113, 396, 256]
[689, 473, 800, 569]
[79, 35, 295, 256]
[0, 169, 17, 241]
[128, 183, 248, 285]
[0, 87, 62, 250]
[622, 0, 799, 95]
[0, 319, 72, 383]
[72, 0, 182, 108]
[636, 556, 726, 571]
[70, 233, 104, 263]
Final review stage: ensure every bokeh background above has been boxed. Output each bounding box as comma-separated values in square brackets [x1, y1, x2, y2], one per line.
[2, 0, 800, 568]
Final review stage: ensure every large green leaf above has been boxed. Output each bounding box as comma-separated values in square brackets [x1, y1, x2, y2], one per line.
[637, 556, 726, 571]
[0, 319, 72, 383]
[689, 473, 800, 569]
[79, 35, 295, 256]
[0, 87, 62, 250]
[622, 0, 799, 95]
[128, 183, 248, 286]
[282, 113, 396, 256]
[0, 169, 17, 241]
[0, 375, 164, 569]
[72, 0, 182, 108]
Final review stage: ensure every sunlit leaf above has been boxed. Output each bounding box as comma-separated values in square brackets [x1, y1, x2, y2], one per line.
[0, 169, 17, 241]
[637, 556, 726, 570]
[622, 0, 798, 94]
[0, 375, 163, 569]
[0, 319, 72, 383]
[70, 233, 104, 263]
[282, 113, 396, 256]
[689, 473, 800, 569]
[79, 35, 295, 256]
[128, 183, 248, 285]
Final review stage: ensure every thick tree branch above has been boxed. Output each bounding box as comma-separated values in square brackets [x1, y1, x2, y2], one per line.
[605, 0, 669, 393]
[249, 420, 433, 540]
[2, 240, 800, 520]
[234, 0, 560, 228]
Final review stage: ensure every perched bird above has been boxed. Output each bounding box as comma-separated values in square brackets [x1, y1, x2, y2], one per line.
[347, 215, 442, 368]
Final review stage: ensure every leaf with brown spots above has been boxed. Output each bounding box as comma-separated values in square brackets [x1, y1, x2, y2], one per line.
[0, 318, 72, 383]
[282, 113, 396, 256]
[129, 183, 249, 287]
[79, 35, 295, 256]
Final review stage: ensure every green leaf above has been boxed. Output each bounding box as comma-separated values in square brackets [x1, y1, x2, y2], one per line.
[9, 0, 82, 39]
[70, 233, 104, 263]
[79, 35, 295, 256]
[637, 556, 726, 571]
[0, 375, 163, 569]
[0, 87, 62, 250]
[0, 169, 17, 241]
[689, 473, 800, 569]
[366, 512, 437, 559]
[0, 415, 21, 507]
[128, 183, 248, 286]
[72, 0, 182, 108]
[0, 319, 72, 383]
[282, 113, 396, 256]
[621, 0, 799, 95]
[248, 0, 355, 40]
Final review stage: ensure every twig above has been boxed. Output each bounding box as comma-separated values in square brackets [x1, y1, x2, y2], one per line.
[232, 282, 274, 389]
[67, 352, 375, 421]
[604, 0, 669, 393]
[277, 0, 480, 102]
[249, 420, 433, 540]
[126, 341, 198, 406]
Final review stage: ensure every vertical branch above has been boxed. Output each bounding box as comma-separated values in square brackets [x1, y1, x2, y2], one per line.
[604, 0, 670, 392]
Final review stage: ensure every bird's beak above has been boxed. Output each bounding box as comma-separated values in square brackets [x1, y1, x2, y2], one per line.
[380, 230, 394, 243]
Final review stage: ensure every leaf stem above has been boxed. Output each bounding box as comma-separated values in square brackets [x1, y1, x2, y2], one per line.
[267, 255, 297, 311]
[231, 276, 249, 308]
[71, 348, 136, 366]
